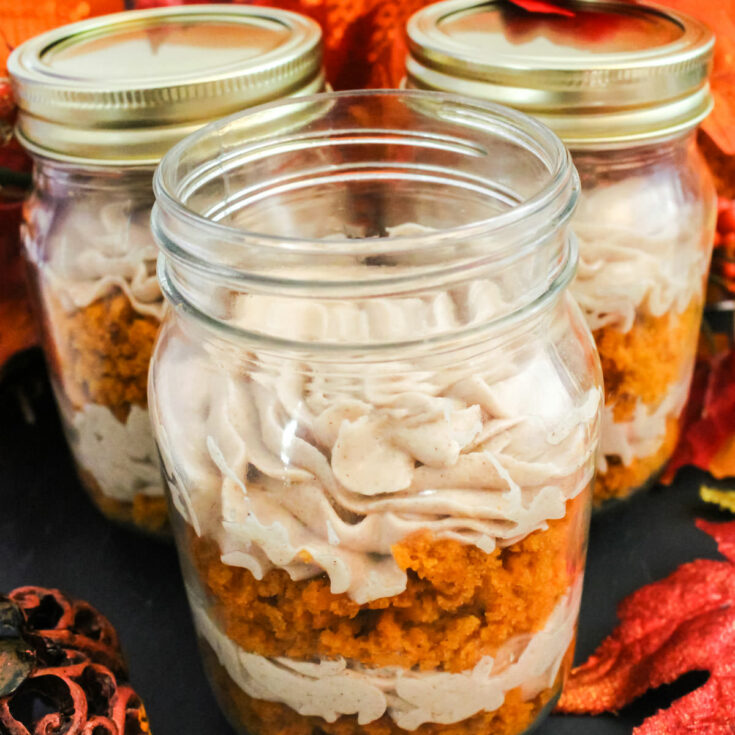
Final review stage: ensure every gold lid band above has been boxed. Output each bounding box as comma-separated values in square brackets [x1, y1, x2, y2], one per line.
[9, 4, 323, 164]
[406, 0, 714, 145]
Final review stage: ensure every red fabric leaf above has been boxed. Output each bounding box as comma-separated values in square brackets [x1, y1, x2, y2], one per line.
[509, 1, 574, 17]
[664, 189, 735, 483]
[662, 349, 735, 484]
[512, 0, 574, 18]
[557, 519, 735, 732]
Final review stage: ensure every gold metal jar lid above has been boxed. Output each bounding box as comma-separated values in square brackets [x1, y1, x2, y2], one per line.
[8, 4, 324, 165]
[406, 0, 714, 146]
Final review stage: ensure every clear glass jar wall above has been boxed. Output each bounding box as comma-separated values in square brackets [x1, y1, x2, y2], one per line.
[149, 91, 602, 735]
[404, 0, 716, 507]
[571, 136, 715, 505]
[23, 161, 167, 533]
[9, 4, 325, 534]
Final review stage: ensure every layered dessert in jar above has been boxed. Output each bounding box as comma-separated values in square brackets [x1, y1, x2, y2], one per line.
[405, 0, 717, 507]
[155, 321, 598, 735]
[23, 176, 166, 532]
[8, 5, 324, 532]
[571, 157, 714, 504]
[149, 92, 602, 735]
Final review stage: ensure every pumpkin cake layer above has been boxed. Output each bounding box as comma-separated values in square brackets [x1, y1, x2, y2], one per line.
[43, 287, 165, 527]
[191, 573, 579, 732]
[594, 299, 701, 424]
[50, 287, 158, 421]
[593, 299, 702, 505]
[190, 493, 586, 672]
[80, 467, 169, 537]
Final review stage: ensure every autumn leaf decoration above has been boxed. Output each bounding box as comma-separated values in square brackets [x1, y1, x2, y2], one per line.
[557, 519, 735, 732]
[0, 1, 125, 374]
[662, 340, 735, 484]
[659, 0, 735, 157]
[506, 1, 574, 15]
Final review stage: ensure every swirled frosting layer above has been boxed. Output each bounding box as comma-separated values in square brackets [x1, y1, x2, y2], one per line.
[572, 176, 710, 333]
[192, 583, 579, 729]
[71, 404, 162, 500]
[155, 272, 599, 603]
[34, 198, 163, 319]
[599, 373, 691, 470]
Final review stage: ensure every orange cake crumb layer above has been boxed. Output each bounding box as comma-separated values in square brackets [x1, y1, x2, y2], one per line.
[593, 298, 702, 505]
[200, 638, 573, 735]
[41, 286, 165, 531]
[80, 467, 170, 537]
[48, 287, 159, 421]
[594, 416, 680, 506]
[190, 493, 587, 673]
[593, 299, 702, 424]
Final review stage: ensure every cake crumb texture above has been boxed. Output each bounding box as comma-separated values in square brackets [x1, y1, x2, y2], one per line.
[594, 417, 680, 506]
[80, 467, 169, 536]
[594, 298, 702, 503]
[51, 287, 158, 421]
[594, 299, 701, 424]
[191, 493, 587, 673]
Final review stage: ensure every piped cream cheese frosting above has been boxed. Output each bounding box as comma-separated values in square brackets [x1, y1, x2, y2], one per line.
[33, 198, 164, 319]
[154, 267, 600, 603]
[599, 372, 692, 471]
[572, 175, 709, 333]
[25, 195, 166, 507]
[70, 404, 163, 501]
[192, 583, 580, 728]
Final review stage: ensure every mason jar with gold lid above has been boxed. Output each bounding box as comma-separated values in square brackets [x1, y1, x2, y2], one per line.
[407, 0, 716, 508]
[9, 5, 324, 535]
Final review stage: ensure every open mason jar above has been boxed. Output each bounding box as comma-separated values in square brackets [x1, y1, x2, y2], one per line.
[150, 91, 602, 735]
[406, 0, 717, 508]
[8, 5, 324, 535]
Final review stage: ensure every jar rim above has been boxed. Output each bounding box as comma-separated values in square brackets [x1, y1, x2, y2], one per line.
[153, 89, 580, 351]
[153, 89, 576, 264]
[156, 234, 580, 356]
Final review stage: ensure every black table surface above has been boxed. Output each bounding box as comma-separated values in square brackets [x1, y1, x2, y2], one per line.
[0, 353, 728, 735]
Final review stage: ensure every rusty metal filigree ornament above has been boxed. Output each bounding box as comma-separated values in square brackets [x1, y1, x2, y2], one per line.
[0, 587, 150, 735]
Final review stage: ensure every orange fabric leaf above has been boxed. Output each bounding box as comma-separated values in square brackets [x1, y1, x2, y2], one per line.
[710, 435, 735, 479]
[1, 2, 125, 373]
[557, 519, 735, 733]
[0, 195, 36, 374]
[656, 0, 735, 156]
[0, 0, 125, 76]
[662, 346, 735, 484]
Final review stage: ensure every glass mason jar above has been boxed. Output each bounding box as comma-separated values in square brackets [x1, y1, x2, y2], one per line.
[406, 0, 717, 508]
[150, 91, 602, 735]
[22, 161, 165, 531]
[9, 5, 324, 534]
[571, 139, 714, 503]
